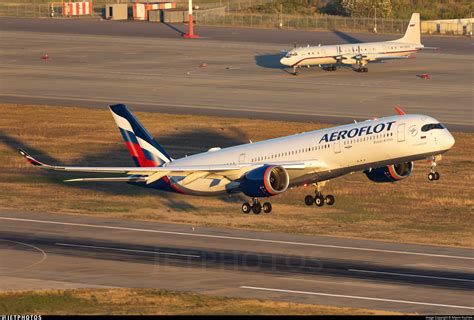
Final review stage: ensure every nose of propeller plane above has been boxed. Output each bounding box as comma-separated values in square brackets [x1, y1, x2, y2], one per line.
[280, 57, 290, 66]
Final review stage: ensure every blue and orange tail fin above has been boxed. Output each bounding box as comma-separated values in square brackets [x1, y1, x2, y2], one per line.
[109, 104, 171, 167]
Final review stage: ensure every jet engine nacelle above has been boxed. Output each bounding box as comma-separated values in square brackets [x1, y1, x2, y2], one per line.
[240, 165, 289, 197]
[364, 162, 414, 183]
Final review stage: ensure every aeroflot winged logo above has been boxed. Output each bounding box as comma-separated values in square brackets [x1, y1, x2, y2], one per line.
[319, 121, 396, 143]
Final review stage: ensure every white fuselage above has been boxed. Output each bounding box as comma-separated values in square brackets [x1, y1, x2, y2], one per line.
[164, 115, 454, 195]
[280, 40, 421, 67]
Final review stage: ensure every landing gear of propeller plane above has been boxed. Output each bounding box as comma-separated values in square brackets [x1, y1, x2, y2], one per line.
[304, 183, 335, 207]
[355, 67, 368, 73]
[324, 65, 337, 71]
[242, 198, 272, 214]
[292, 66, 298, 76]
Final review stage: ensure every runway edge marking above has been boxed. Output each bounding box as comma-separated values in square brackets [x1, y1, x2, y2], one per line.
[55, 243, 200, 258]
[239, 286, 474, 310]
[1, 216, 473, 260]
[348, 269, 474, 283]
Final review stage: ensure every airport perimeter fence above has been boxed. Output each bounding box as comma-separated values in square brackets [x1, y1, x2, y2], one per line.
[1, 2, 471, 36]
[0, 0, 269, 18]
[0, 2, 103, 17]
[0, 3, 52, 17]
[196, 13, 410, 34]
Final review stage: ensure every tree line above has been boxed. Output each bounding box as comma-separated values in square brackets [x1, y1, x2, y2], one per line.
[244, 0, 473, 20]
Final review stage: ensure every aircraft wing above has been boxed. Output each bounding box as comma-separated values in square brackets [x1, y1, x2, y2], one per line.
[19, 148, 327, 184]
[19, 148, 241, 172]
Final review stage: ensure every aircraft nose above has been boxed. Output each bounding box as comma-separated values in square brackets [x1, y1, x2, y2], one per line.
[445, 131, 455, 149]
[280, 57, 289, 66]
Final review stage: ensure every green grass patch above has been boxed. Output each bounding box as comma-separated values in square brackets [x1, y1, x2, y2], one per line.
[0, 288, 400, 315]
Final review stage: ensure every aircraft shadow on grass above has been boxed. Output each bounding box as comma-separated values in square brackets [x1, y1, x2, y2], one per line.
[1, 126, 250, 211]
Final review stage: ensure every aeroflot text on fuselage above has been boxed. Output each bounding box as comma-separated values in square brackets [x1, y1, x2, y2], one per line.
[319, 121, 396, 143]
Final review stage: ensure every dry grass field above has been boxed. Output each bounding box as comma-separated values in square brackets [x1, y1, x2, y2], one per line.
[0, 104, 472, 247]
[0, 288, 400, 315]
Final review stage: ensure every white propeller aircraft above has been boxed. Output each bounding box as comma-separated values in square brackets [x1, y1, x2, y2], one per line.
[19, 104, 454, 214]
[280, 13, 431, 74]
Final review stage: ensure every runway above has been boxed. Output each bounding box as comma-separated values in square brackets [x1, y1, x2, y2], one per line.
[1, 211, 473, 314]
[1, 18, 473, 131]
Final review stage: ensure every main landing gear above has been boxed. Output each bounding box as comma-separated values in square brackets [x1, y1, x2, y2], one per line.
[242, 198, 272, 214]
[355, 67, 368, 73]
[304, 182, 335, 207]
[427, 155, 441, 181]
[324, 65, 337, 72]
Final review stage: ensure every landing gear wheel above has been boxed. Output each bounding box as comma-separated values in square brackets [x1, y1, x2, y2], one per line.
[242, 202, 251, 214]
[325, 195, 335, 206]
[293, 66, 298, 76]
[428, 172, 435, 181]
[434, 172, 440, 180]
[356, 67, 368, 72]
[252, 203, 262, 214]
[315, 195, 325, 207]
[305, 195, 315, 206]
[262, 202, 272, 213]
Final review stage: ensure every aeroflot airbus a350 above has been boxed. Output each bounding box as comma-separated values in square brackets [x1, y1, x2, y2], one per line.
[19, 104, 454, 214]
[280, 13, 432, 74]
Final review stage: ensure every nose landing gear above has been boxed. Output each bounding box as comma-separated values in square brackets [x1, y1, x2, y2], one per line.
[428, 172, 440, 181]
[304, 182, 335, 207]
[242, 198, 272, 214]
[292, 66, 299, 76]
[427, 155, 442, 181]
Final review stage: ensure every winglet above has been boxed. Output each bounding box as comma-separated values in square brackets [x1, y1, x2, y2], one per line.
[18, 148, 46, 167]
[394, 106, 406, 115]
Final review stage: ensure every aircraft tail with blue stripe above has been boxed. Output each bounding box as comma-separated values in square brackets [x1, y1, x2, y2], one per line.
[109, 104, 171, 167]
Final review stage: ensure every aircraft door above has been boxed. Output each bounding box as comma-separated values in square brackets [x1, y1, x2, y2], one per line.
[239, 153, 246, 163]
[397, 123, 406, 142]
[334, 141, 341, 154]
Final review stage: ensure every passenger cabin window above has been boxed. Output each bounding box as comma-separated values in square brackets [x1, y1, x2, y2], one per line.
[421, 123, 445, 132]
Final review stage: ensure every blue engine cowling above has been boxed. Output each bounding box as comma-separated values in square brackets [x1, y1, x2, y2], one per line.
[240, 165, 290, 197]
[364, 162, 414, 183]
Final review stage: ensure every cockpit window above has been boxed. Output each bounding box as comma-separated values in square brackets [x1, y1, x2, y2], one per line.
[421, 123, 445, 132]
[285, 52, 298, 58]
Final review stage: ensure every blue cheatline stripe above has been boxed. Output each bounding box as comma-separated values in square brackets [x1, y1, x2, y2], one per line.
[119, 128, 139, 145]
[110, 104, 171, 161]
